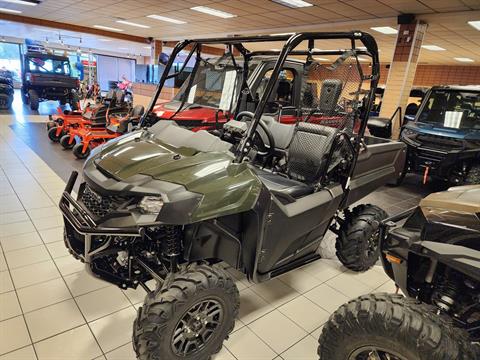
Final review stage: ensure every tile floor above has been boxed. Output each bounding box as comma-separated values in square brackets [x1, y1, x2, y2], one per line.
[0, 109, 424, 360]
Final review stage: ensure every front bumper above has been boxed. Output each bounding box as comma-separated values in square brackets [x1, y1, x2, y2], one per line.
[59, 171, 140, 263]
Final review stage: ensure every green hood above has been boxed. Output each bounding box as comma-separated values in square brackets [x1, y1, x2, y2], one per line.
[93, 133, 263, 221]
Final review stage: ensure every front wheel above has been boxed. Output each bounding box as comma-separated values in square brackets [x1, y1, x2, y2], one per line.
[72, 143, 90, 159]
[464, 164, 480, 185]
[60, 134, 75, 150]
[47, 127, 62, 142]
[29, 90, 39, 111]
[335, 204, 388, 272]
[133, 263, 240, 360]
[318, 293, 478, 360]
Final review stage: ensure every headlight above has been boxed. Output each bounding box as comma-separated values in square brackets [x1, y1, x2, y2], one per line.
[138, 196, 164, 214]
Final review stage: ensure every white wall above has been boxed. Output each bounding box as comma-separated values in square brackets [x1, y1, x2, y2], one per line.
[96, 55, 135, 90]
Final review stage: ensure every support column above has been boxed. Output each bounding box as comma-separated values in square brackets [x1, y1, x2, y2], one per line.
[150, 40, 163, 65]
[379, 21, 427, 138]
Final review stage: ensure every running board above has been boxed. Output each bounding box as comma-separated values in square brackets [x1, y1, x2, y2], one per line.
[270, 253, 321, 279]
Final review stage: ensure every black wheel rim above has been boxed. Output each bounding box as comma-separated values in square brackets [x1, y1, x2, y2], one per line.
[365, 229, 380, 258]
[349, 346, 408, 360]
[171, 298, 224, 357]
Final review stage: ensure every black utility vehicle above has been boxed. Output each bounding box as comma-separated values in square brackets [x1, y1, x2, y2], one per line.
[399, 86, 480, 186]
[0, 69, 14, 110]
[59, 32, 406, 359]
[319, 185, 480, 359]
[21, 52, 79, 111]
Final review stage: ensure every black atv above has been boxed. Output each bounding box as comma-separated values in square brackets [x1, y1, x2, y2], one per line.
[59, 31, 406, 359]
[318, 185, 480, 360]
[0, 69, 14, 110]
[21, 52, 79, 111]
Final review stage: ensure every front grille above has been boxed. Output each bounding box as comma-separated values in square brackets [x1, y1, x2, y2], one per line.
[80, 184, 127, 217]
[416, 133, 464, 151]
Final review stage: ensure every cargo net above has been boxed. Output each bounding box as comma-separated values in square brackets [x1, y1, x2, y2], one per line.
[173, 54, 243, 113]
[300, 51, 364, 134]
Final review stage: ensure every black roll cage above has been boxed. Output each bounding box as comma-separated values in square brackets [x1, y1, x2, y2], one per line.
[145, 31, 380, 166]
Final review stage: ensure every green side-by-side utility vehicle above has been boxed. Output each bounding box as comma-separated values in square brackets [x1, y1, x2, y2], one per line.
[60, 32, 406, 359]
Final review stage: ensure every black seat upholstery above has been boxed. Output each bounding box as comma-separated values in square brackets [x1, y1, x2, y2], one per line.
[253, 168, 314, 199]
[254, 122, 338, 199]
[287, 122, 338, 182]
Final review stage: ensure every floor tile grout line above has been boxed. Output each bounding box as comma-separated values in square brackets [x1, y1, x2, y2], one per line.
[0, 133, 109, 358]
[0, 166, 52, 360]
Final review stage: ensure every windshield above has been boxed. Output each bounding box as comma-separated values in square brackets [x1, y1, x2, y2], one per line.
[172, 57, 244, 111]
[27, 57, 71, 75]
[417, 89, 480, 130]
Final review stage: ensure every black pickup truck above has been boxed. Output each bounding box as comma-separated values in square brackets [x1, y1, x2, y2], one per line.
[21, 52, 79, 111]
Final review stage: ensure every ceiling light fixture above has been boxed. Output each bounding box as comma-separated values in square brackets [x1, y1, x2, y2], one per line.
[147, 14, 186, 24]
[143, 46, 151, 49]
[98, 38, 113, 42]
[190, 6, 236, 18]
[0, 7, 21, 13]
[314, 57, 328, 61]
[0, 0, 39, 6]
[454, 57, 474, 62]
[271, 32, 294, 36]
[116, 20, 150, 29]
[467, 20, 480, 30]
[421, 45, 446, 51]
[272, 0, 313, 8]
[357, 57, 369, 61]
[94, 25, 124, 32]
[371, 26, 398, 35]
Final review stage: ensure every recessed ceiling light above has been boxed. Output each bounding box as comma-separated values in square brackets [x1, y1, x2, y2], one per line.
[190, 6, 236, 18]
[314, 57, 328, 61]
[116, 20, 150, 29]
[147, 14, 186, 24]
[0, 0, 39, 5]
[421, 45, 446, 51]
[94, 25, 124, 32]
[270, 48, 281, 51]
[0, 7, 21, 13]
[371, 26, 398, 35]
[272, 0, 313, 8]
[454, 57, 474, 62]
[271, 32, 294, 36]
[98, 38, 113, 42]
[467, 20, 480, 30]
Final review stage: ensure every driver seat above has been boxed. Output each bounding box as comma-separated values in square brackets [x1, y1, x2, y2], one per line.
[255, 122, 338, 200]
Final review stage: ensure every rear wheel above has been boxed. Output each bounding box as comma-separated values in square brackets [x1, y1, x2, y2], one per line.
[60, 135, 75, 150]
[47, 127, 62, 142]
[133, 263, 240, 360]
[29, 90, 39, 111]
[465, 164, 480, 185]
[318, 293, 478, 360]
[72, 143, 90, 159]
[335, 204, 388, 272]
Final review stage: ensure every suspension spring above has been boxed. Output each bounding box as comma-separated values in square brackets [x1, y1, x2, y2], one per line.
[161, 225, 182, 257]
[433, 273, 460, 312]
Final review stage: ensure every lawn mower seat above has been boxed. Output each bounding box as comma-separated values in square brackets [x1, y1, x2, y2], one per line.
[109, 105, 145, 134]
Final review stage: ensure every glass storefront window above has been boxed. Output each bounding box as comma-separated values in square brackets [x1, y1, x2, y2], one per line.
[0, 42, 21, 82]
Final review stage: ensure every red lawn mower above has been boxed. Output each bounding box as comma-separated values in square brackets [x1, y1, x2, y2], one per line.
[69, 102, 144, 159]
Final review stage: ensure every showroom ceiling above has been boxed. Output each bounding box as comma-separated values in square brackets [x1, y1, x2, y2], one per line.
[0, 0, 479, 64]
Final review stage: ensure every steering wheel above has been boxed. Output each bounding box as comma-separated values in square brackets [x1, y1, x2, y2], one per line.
[235, 111, 276, 158]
